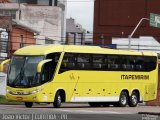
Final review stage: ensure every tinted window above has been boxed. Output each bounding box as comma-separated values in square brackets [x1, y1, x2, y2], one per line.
[143, 56, 157, 71]
[59, 53, 76, 73]
[92, 54, 106, 70]
[77, 54, 91, 69]
[121, 56, 135, 71]
[107, 55, 120, 70]
[59, 53, 157, 73]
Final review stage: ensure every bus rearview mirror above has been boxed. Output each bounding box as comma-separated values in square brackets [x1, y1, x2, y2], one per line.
[37, 59, 52, 73]
[0, 59, 10, 73]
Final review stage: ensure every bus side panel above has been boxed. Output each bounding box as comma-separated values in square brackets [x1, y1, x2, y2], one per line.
[53, 68, 158, 103]
[143, 84, 157, 101]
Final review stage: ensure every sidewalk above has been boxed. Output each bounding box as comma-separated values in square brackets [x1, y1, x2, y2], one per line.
[0, 73, 7, 95]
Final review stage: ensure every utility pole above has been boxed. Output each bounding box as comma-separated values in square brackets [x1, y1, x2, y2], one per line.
[128, 18, 149, 49]
[18, 0, 21, 20]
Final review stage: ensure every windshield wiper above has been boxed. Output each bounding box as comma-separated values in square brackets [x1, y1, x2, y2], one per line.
[12, 68, 25, 87]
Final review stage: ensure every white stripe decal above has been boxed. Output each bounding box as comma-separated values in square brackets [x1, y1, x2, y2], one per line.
[71, 96, 119, 102]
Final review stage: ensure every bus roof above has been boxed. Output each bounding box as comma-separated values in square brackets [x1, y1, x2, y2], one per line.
[14, 45, 157, 56]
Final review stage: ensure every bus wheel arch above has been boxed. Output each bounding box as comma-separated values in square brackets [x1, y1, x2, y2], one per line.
[128, 90, 140, 107]
[53, 89, 66, 108]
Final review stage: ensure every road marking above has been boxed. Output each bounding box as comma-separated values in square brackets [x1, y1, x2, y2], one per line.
[58, 109, 134, 114]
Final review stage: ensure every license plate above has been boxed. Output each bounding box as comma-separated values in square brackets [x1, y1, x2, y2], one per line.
[16, 97, 23, 100]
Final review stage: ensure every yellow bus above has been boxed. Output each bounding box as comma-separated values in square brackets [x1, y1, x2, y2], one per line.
[1, 45, 158, 108]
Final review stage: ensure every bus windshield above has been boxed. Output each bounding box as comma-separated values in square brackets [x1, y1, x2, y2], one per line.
[8, 56, 44, 88]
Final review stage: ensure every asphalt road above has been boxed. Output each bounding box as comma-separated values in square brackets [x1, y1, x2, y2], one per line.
[0, 103, 160, 120]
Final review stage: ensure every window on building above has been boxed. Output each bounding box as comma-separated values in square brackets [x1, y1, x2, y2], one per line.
[0, 10, 16, 19]
[54, 0, 58, 6]
[45, 40, 54, 44]
[27, 0, 37, 4]
[20, 0, 27, 3]
[10, 10, 16, 19]
[38, 0, 50, 6]
[10, 0, 27, 3]
[4, 11, 10, 15]
[0, 11, 3, 15]
[9, 0, 18, 3]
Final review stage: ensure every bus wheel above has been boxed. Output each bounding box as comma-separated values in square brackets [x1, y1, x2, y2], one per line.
[88, 102, 101, 107]
[25, 102, 33, 108]
[128, 91, 138, 107]
[116, 91, 128, 107]
[53, 91, 62, 108]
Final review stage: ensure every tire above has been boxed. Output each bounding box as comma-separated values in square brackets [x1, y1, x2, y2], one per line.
[88, 102, 101, 107]
[116, 91, 128, 107]
[25, 102, 33, 108]
[53, 92, 62, 108]
[128, 91, 139, 107]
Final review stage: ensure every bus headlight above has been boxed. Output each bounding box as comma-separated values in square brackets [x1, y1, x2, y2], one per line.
[6, 88, 43, 95]
[29, 89, 43, 94]
[7, 89, 17, 95]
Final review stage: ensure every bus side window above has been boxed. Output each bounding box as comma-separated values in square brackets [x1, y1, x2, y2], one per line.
[135, 57, 144, 71]
[77, 54, 91, 70]
[121, 56, 135, 71]
[107, 55, 120, 71]
[92, 54, 106, 70]
[59, 53, 76, 73]
[144, 56, 157, 71]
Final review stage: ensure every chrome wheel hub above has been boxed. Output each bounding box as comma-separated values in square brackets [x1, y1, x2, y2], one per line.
[58, 96, 61, 104]
[121, 95, 127, 105]
[131, 95, 137, 105]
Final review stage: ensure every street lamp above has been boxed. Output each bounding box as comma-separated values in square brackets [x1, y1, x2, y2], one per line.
[128, 18, 149, 49]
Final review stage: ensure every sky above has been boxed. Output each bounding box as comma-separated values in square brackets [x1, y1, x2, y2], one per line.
[66, 0, 94, 32]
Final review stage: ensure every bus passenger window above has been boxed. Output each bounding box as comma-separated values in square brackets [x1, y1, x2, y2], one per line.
[92, 54, 106, 70]
[59, 53, 76, 73]
[107, 55, 120, 71]
[135, 65, 142, 70]
[121, 56, 135, 71]
[135, 57, 144, 71]
[77, 54, 91, 70]
[144, 56, 157, 71]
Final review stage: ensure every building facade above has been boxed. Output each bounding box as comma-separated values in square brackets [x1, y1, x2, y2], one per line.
[10, 20, 39, 55]
[0, 0, 66, 44]
[0, 0, 10, 3]
[66, 18, 86, 45]
[84, 31, 93, 45]
[93, 0, 160, 45]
